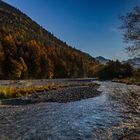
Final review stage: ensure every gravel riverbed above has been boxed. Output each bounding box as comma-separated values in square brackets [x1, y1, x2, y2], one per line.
[0, 79, 100, 105]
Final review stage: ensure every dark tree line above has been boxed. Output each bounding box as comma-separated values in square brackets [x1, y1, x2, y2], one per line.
[93, 60, 133, 80]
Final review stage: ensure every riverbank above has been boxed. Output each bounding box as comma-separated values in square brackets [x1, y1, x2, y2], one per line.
[112, 78, 140, 86]
[0, 79, 100, 105]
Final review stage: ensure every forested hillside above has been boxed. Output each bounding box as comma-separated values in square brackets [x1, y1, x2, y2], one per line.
[0, 1, 98, 79]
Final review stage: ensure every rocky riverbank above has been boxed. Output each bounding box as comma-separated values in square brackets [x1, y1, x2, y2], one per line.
[0, 79, 100, 105]
[112, 78, 140, 86]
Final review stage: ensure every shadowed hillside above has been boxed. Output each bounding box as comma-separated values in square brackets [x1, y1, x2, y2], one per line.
[0, 1, 98, 79]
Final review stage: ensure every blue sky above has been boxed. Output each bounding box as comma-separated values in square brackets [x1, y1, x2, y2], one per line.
[4, 0, 140, 60]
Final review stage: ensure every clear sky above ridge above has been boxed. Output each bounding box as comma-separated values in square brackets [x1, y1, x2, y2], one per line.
[4, 0, 140, 60]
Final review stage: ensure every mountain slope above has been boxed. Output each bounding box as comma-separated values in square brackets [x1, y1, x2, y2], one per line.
[0, 1, 97, 79]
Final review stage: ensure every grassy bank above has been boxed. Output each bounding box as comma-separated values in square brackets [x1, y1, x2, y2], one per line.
[0, 80, 98, 99]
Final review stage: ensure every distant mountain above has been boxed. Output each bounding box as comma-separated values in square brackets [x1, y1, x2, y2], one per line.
[0, 1, 98, 79]
[95, 56, 110, 64]
[123, 57, 140, 68]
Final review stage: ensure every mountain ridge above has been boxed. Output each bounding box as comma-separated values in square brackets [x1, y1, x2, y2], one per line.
[95, 56, 110, 64]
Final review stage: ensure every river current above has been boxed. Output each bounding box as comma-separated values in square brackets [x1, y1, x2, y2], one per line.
[0, 81, 140, 140]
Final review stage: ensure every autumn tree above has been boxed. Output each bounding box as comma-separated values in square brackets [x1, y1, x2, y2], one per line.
[0, 42, 5, 78]
[3, 34, 17, 56]
[40, 54, 54, 79]
[26, 40, 41, 78]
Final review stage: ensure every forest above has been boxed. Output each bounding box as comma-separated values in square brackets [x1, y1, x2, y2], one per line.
[0, 1, 97, 79]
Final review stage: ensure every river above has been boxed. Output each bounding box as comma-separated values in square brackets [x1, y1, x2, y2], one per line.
[0, 81, 140, 140]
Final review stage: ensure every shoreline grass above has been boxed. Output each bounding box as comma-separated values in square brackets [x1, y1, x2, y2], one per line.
[0, 82, 98, 99]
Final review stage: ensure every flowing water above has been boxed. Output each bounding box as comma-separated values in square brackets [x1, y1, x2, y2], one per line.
[0, 81, 140, 140]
